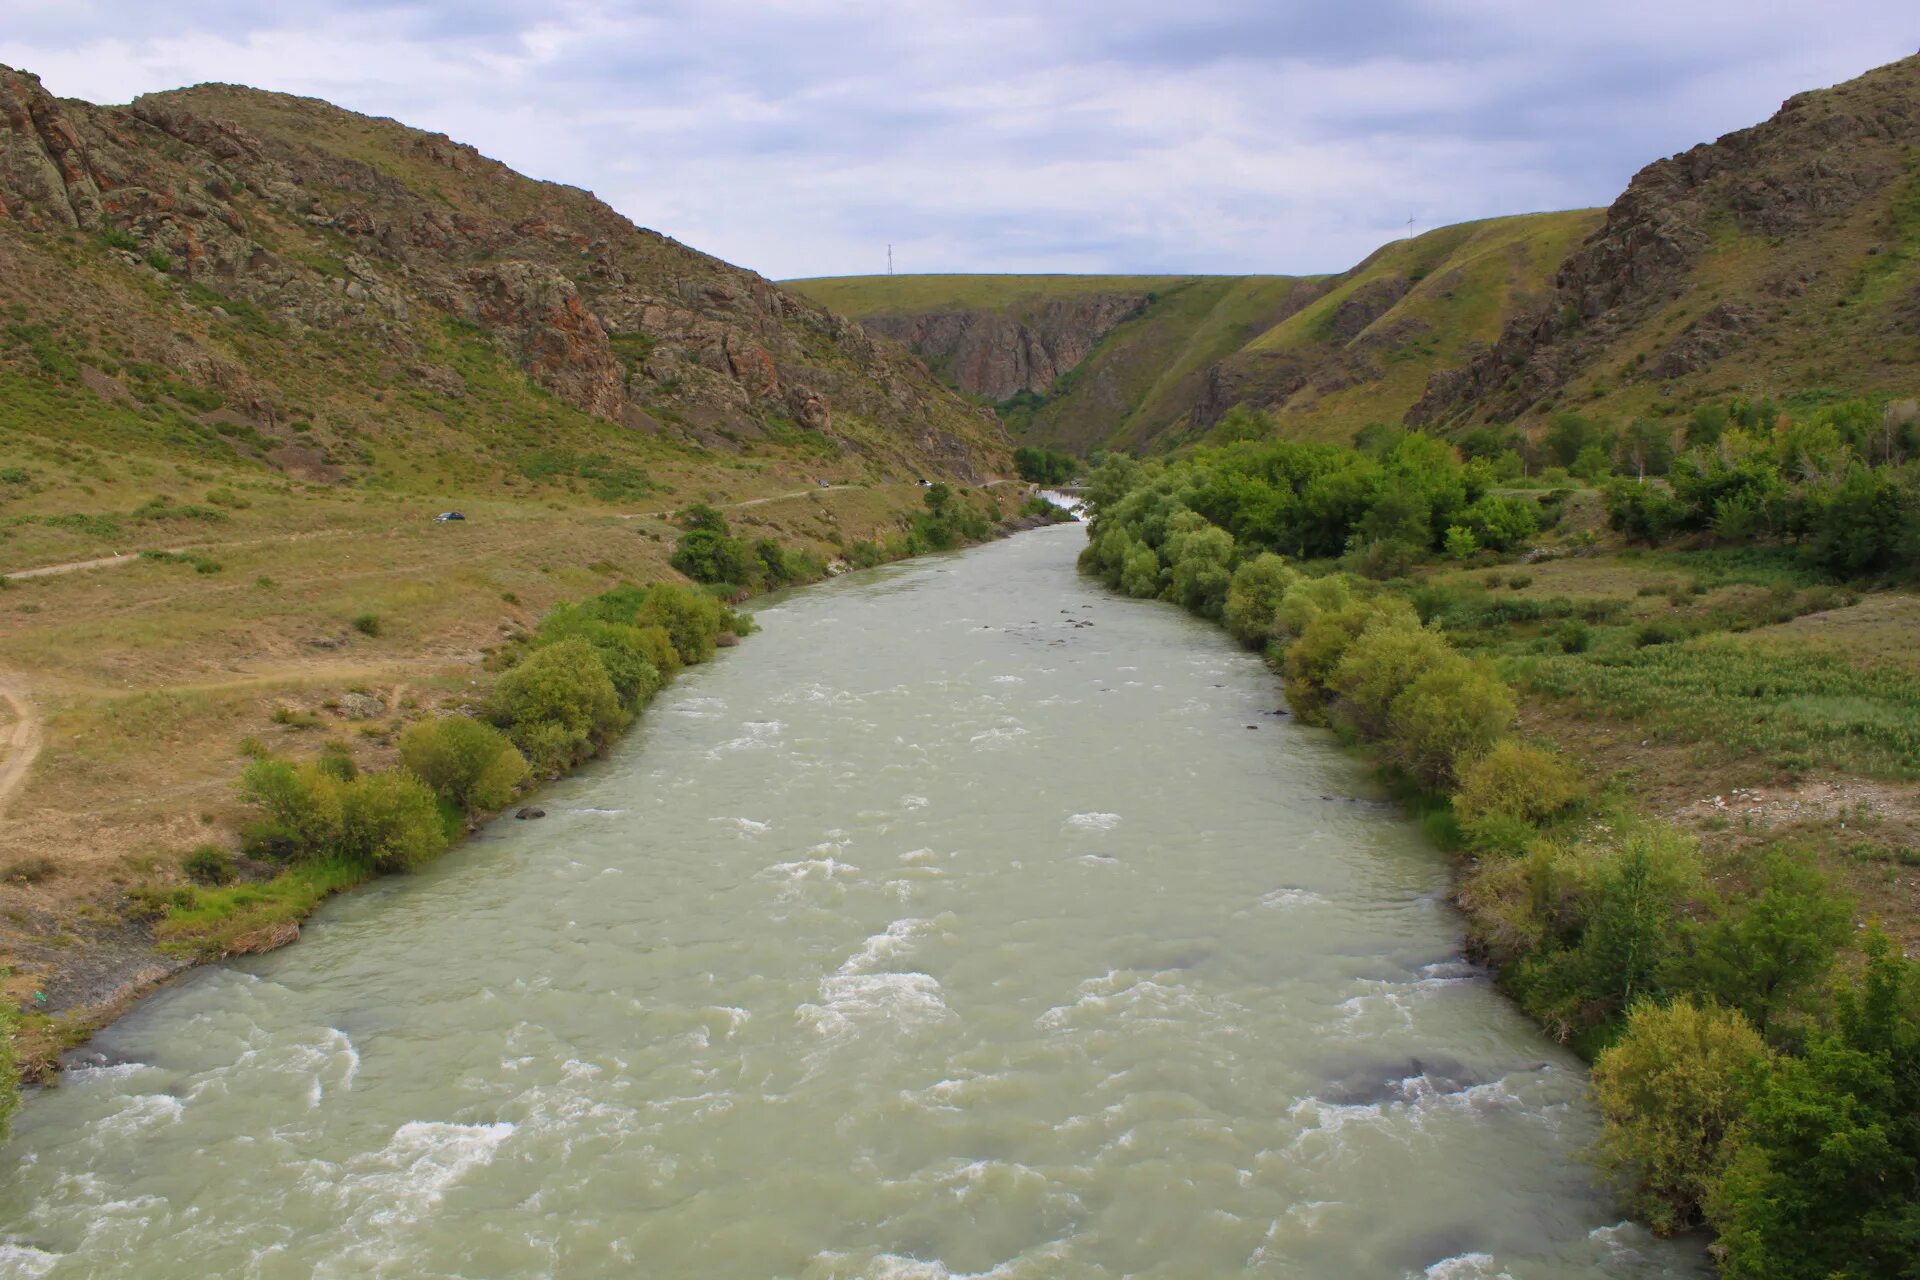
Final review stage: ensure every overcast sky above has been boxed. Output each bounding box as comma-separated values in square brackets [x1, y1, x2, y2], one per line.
[4, 3, 1914, 279]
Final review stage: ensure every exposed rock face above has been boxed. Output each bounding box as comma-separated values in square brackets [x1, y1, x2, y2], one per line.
[1411, 54, 1920, 426]
[0, 66, 1007, 480]
[858, 292, 1149, 401]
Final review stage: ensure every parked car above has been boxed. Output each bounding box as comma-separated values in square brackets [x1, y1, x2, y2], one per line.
[817, 478, 831, 488]
[435, 511, 465, 522]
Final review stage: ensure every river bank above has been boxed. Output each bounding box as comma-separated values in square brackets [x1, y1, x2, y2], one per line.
[0, 521, 1704, 1278]
[1, 482, 1053, 1093]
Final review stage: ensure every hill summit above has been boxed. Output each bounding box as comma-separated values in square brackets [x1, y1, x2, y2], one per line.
[0, 67, 1007, 486]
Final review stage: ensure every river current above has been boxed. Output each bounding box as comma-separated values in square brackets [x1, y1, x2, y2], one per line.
[0, 525, 1704, 1278]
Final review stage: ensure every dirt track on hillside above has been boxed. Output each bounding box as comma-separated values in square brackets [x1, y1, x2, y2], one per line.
[0, 671, 44, 820]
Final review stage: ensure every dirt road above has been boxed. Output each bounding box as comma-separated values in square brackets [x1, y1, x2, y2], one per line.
[0, 672, 44, 820]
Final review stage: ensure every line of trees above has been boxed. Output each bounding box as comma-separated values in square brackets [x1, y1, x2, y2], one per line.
[1078, 445, 1920, 1276]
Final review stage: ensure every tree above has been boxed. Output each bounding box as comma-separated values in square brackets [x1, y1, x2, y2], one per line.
[487, 637, 628, 774]
[1711, 933, 1920, 1279]
[399, 715, 530, 813]
[1382, 655, 1516, 789]
[1591, 998, 1768, 1235]
[1675, 852, 1851, 1039]
[339, 771, 448, 872]
[1221, 553, 1297, 647]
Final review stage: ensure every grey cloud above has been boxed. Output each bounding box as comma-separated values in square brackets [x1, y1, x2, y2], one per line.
[1, 1, 1914, 277]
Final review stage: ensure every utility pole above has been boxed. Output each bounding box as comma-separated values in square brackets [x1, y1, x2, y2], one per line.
[1406, 211, 1415, 241]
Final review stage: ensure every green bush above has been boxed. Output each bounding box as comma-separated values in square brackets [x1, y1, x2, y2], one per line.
[1328, 621, 1453, 739]
[1709, 933, 1920, 1279]
[1273, 575, 1355, 639]
[1453, 740, 1584, 828]
[1383, 656, 1516, 790]
[535, 607, 663, 708]
[181, 845, 238, 886]
[1164, 512, 1235, 618]
[351, 613, 382, 638]
[1555, 619, 1593, 653]
[1591, 998, 1768, 1236]
[1673, 852, 1852, 1040]
[238, 758, 345, 859]
[398, 715, 530, 812]
[339, 771, 447, 872]
[1119, 545, 1162, 599]
[1283, 598, 1419, 726]
[487, 636, 628, 775]
[1222, 553, 1298, 647]
[634, 583, 735, 665]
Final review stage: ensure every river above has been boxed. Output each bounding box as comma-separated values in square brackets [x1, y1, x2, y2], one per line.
[0, 525, 1704, 1278]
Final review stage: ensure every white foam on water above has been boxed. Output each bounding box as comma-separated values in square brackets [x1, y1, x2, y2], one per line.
[316, 1119, 514, 1230]
[62, 1060, 153, 1084]
[1076, 853, 1119, 867]
[1421, 1252, 1513, 1279]
[898, 847, 940, 864]
[991, 675, 1024, 684]
[839, 917, 941, 975]
[707, 719, 787, 758]
[0, 1241, 60, 1278]
[94, 1092, 184, 1140]
[763, 856, 861, 885]
[966, 725, 1027, 748]
[798, 971, 951, 1039]
[900, 795, 929, 809]
[714, 815, 771, 835]
[573, 807, 626, 816]
[669, 695, 726, 720]
[1258, 887, 1326, 908]
[1066, 812, 1121, 830]
[1038, 970, 1206, 1031]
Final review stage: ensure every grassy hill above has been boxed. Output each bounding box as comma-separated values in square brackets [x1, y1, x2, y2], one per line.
[0, 64, 1017, 1046]
[1413, 54, 1920, 428]
[787, 213, 1597, 454]
[787, 273, 1323, 452]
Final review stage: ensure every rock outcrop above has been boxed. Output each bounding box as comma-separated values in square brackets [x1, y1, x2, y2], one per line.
[1411, 53, 1920, 426]
[0, 66, 1008, 480]
[856, 292, 1149, 401]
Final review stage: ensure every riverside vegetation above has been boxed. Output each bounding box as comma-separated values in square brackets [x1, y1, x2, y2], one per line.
[1076, 406, 1920, 1276]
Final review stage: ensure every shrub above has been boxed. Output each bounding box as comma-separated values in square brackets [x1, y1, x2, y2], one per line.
[238, 758, 345, 859]
[634, 583, 732, 665]
[398, 715, 530, 812]
[1165, 514, 1235, 618]
[338, 771, 448, 872]
[181, 844, 237, 886]
[1673, 852, 1852, 1040]
[2, 857, 55, 885]
[1591, 998, 1768, 1236]
[487, 636, 627, 775]
[1709, 933, 1920, 1279]
[1555, 619, 1593, 653]
[1384, 656, 1516, 789]
[1635, 620, 1683, 647]
[1444, 525, 1480, 559]
[1273, 575, 1353, 638]
[1328, 622, 1455, 739]
[1283, 598, 1419, 726]
[1453, 741, 1583, 826]
[1222, 553, 1298, 647]
[1119, 545, 1162, 599]
[351, 613, 381, 637]
[536, 607, 663, 708]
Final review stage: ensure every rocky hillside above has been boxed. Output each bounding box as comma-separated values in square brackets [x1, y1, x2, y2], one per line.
[1187, 211, 1598, 444]
[1412, 53, 1920, 427]
[0, 67, 1008, 490]
[788, 274, 1322, 452]
[790, 213, 1595, 453]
